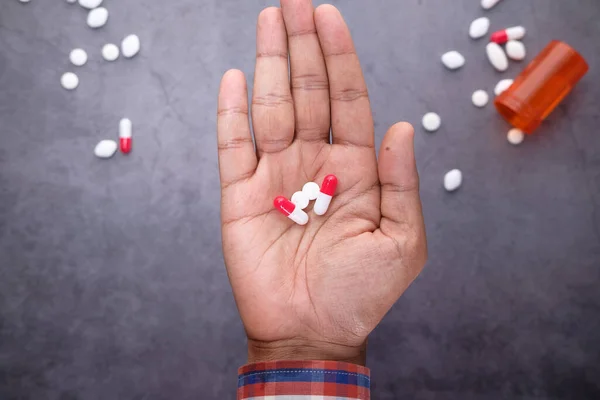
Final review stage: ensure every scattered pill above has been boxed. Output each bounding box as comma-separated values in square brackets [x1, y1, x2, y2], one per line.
[422, 112, 441, 132]
[302, 182, 320, 201]
[490, 26, 526, 44]
[441, 51, 465, 70]
[444, 169, 463, 192]
[314, 175, 337, 216]
[121, 34, 141, 58]
[471, 90, 489, 108]
[507, 128, 525, 145]
[481, 0, 503, 10]
[102, 43, 119, 61]
[291, 191, 310, 210]
[274, 196, 309, 225]
[94, 140, 118, 159]
[69, 48, 88, 66]
[506, 40, 526, 61]
[60, 72, 79, 90]
[469, 17, 490, 39]
[119, 118, 132, 154]
[78, 0, 102, 9]
[19, 0, 31, 3]
[87, 7, 108, 29]
[486, 42, 508, 72]
[66, 0, 77, 3]
[494, 79, 514, 96]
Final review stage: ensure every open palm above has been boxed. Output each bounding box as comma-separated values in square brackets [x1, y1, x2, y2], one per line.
[217, 0, 427, 364]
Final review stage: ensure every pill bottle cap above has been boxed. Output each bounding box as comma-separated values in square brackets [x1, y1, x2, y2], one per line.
[494, 40, 588, 134]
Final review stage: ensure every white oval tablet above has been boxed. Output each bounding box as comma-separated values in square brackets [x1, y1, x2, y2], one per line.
[494, 79, 514, 96]
[444, 169, 463, 192]
[78, 0, 103, 9]
[60, 72, 79, 90]
[291, 191, 310, 210]
[121, 34, 141, 58]
[441, 51, 465, 70]
[469, 17, 490, 39]
[486, 42, 508, 72]
[302, 182, 320, 201]
[481, 0, 502, 10]
[66, 0, 77, 3]
[102, 43, 119, 61]
[94, 140, 118, 159]
[471, 90, 489, 108]
[422, 112, 441, 132]
[69, 48, 88, 66]
[507, 128, 525, 145]
[506, 40, 526, 61]
[87, 7, 108, 29]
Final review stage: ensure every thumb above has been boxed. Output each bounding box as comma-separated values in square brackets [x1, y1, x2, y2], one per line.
[377, 122, 427, 268]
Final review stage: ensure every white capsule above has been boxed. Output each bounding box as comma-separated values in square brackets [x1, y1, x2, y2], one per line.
[486, 42, 508, 72]
[69, 48, 88, 67]
[291, 191, 310, 210]
[441, 51, 465, 70]
[444, 169, 463, 192]
[422, 112, 441, 132]
[87, 7, 108, 29]
[507, 128, 525, 145]
[94, 140, 118, 159]
[481, 0, 503, 10]
[78, 0, 103, 9]
[302, 182, 320, 201]
[506, 40, 526, 61]
[471, 90, 489, 108]
[60, 72, 79, 90]
[494, 79, 514, 96]
[102, 43, 119, 61]
[469, 17, 490, 39]
[121, 34, 141, 58]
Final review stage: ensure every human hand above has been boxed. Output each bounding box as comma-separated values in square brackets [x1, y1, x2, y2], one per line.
[217, 0, 427, 365]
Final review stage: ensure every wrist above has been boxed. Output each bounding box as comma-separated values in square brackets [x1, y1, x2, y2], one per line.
[247, 337, 367, 366]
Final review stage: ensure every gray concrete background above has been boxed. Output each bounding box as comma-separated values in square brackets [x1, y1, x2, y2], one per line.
[1, 0, 599, 398]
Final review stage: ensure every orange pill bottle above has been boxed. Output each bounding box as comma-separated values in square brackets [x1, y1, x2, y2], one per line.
[494, 40, 589, 134]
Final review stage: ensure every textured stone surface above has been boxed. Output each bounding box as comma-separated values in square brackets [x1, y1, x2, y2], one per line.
[1, 0, 599, 398]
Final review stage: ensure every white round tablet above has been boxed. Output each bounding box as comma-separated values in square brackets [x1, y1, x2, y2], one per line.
[94, 140, 118, 159]
[60, 72, 79, 90]
[471, 90, 489, 108]
[302, 182, 320, 201]
[102, 43, 119, 61]
[121, 34, 141, 58]
[87, 7, 108, 29]
[291, 191, 310, 210]
[69, 48, 88, 66]
[507, 128, 525, 145]
[422, 112, 441, 132]
[444, 169, 463, 192]
[494, 79, 514, 96]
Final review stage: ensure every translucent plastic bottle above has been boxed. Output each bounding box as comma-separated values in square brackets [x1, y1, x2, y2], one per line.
[494, 40, 589, 134]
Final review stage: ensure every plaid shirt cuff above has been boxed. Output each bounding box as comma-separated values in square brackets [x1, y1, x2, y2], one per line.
[237, 360, 370, 399]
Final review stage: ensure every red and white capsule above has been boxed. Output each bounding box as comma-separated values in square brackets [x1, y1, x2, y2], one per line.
[119, 118, 132, 154]
[274, 196, 309, 225]
[490, 26, 526, 44]
[314, 175, 338, 216]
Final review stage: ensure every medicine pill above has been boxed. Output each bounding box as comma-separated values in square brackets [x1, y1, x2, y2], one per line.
[121, 34, 141, 58]
[507, 128, 525, 145]
[491, 26, 526, 44]
[481, 0, 503, 10]
[469, 17, 490, 39]
[60, 72, 79, 90]
[472, 90, 489, 108]
[422, 112, 441, 132]
[78, 0, 102, 9]
[314, 175, 338, 216]
[444, 169, 462, 192]
[102, 43, 119, 61]
[274, 196, 309, 225]
[302, 182, 320, 201]
[69, 48, 88, 66]
[87, 7, 108, 29]
[494, 79, 513, 96]
[291, 191, 310, 210]
[94, 140, 118, 159]
[119, 118, 132, 154]
[441, 51, 465, 70]
[506, 40, 526, 61]
[486, 42, 508, 72]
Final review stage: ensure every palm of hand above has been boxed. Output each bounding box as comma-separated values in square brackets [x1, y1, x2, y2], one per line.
[217, 0, 427, 362]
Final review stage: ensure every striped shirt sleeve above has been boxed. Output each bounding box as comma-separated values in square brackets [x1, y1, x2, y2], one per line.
[237, 360, 370, 400]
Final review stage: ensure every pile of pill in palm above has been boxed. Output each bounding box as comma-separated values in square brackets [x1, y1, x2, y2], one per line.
[274, 175, 338, 225]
